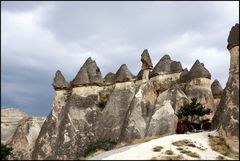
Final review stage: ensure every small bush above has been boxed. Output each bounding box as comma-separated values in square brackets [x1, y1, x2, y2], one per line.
[1, 144, 13, 160]
[216, 155, 226, 160]
[151, 154, 184, 160]
[153, 146, 163, 152]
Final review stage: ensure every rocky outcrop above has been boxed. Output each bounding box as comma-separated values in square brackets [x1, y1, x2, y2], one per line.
[186, 60, 211, 81]
[8, 116, 45, 160]
[52, 70, 70, 90]
[1, 108, 28, 144]
[211, 79, 223, 98]
[141, 49, 153, 70]
[212, 23, 239, 152]
[115, 64, 134, 83]
[71, 57, 103, 86]
[170, 61, 183, 73]
[151, 55, 172, 76]
[1, 108, 45, 160]
[211, 79, 223, 108]
[103, 72, 116, 85]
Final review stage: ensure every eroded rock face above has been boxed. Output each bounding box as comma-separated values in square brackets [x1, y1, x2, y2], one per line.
[115, 64, 134, 82]
[141, 49, 153, 70]
[103, 72, 116, 85]
[151, 55, 172, 76]
[186, 60, 211, 81]
[52, 70, 70, 90]
[212, 24, 239, 152]
[170, 61, 183, 73]
[71, 57, 103, 86]
[211, 79, 223, 98]
[8, 117, 45, 160]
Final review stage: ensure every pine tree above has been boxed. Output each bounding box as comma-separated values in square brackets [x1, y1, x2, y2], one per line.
[1, 144, 13, 160]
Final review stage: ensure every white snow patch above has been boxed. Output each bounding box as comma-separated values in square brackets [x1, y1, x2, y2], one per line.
[102, 131, 235, 160]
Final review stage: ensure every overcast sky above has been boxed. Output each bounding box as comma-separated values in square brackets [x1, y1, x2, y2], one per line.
[1, 1, 239, 116]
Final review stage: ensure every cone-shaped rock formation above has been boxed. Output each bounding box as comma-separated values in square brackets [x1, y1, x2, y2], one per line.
[186, 60, 211, 80]
[211, 79, 223, 98]
[141, 49, 153, 69]
[52, 70, 70, 90]
[115, 64, 134, 82]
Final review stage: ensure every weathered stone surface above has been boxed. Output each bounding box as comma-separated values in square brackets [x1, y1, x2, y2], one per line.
[212, 24, 239, 152]
[170, 61, 183, 73]
[71, 57, 103, 86]
[8, 116, 45, 160]
[98, 82, 136, 142]
[146, 83, 188, 137]
[177, 68, 188, 83]
[227, 23, 239, 50]
[186, 60, 211, 80]
[211, 79, 223, 98]
[52, 70, 70, 90]
[32, 90, 69, 160]
[103, 72, 116, 85]
[151, 55, 172, 76]
[141, 49, 153, 70]
[136, 69, 144, 80]
[120, 82, 158, 142]
[115, 64, 134, 82]
[185, 78, 215, 119]
[1, 108, 28, 144]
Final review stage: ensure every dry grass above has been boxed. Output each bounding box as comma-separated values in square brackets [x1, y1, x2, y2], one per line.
[165, 150, 174, 155]
[114, 142, 129, 149]
[172, 139, 206, 151]
[216, 155, 227, 160]
[131, 135, 163, 145]
[208, 135, 239, 159]
[151, 154, 184, 160]
[179, 149, 200, 158]
[153, 146, 164, 152]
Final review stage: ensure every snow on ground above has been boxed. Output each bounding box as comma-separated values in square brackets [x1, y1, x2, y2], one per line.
[101, 130, 234, 160]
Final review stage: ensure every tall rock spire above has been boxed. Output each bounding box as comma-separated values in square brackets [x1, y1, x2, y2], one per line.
[52, 70, 70, 90]
[211, 23, 239, 152]
[115, 64, 134, 82]
[71, 57, 103, 86]
[141, 49, 153, 70]
[186, 60, 211, 81]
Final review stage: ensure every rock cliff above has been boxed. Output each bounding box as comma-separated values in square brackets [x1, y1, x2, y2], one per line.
[3, 24, 236, 160]
[211, 23, 239, 152]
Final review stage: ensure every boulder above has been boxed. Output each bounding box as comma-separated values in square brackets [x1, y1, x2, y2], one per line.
[103, 72, 116, 85]
[151, 55, 172, 76]
[227, 23, 239, 50]
[115, 64, 134, 82]
[141, 49, 153, 70]
[177, 68, 188, 83]
[71, 57, 102, 86]
[186, 60, 211, 80]
[170, 61, 183, 73]
[211, 79, 223, 98]
[52, 70, 70, 90]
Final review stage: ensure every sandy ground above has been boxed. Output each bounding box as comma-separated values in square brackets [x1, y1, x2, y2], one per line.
[91, 130, 235, 160]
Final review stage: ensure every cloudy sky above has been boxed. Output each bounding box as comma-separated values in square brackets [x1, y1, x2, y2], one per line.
[1, 1, 239, 116]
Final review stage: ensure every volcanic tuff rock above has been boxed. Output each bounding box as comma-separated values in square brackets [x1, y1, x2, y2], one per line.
[1, 108, 45, 160]
[212, 23, 239, 152]
[30, 23, 238, 160]
[103, 72, 116, 85]
[52, 70, 70, 90]
[1, 108, 28, 144]
[141, 49, 153, 69]
[71, 57, 102, 86]
[211, 79, 223, 98]
[170, 61, 183, 73]
[151, 54, 172, 76]
[115, 64, 134, 82]
[186, 60, 211, 81]
[227, 23, 239, 50]
[8, 116, 45, 160]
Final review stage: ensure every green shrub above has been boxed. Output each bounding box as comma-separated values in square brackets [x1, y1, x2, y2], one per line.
[1, 144, 13, 159]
